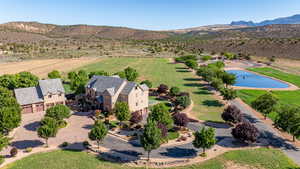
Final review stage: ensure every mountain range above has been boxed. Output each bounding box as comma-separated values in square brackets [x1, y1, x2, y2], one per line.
[230, 14, 300, 26]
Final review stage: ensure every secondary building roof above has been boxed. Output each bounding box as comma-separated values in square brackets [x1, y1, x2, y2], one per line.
[14, 87, 44, 105]
[39, 79, 65, 96]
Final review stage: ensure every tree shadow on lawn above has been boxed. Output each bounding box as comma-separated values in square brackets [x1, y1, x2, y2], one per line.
[202, 100, 224, 107]
[24, 121, 40, 131]
[183, 78, 202, 81]
[159, 147, 198, 158]
[11, 140, 44, 149]
[184, 83, 203, 87]
[193, 90, 212, 95]
[176, 70, 191, 73]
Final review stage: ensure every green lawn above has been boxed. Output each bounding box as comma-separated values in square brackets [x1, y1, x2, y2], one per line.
[3, 148, 297, 169]
[248, 67, 300, 87]
[238, 89, 300, 120]
[77, 57, 224, 122]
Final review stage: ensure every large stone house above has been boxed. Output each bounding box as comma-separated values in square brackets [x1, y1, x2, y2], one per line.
[85, 75, 149, 113]
[14, 79, 66, 113]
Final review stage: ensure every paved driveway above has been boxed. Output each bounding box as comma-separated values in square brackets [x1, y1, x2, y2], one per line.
[1, 111, 94, 156]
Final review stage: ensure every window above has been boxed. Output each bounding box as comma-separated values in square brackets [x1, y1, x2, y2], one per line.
[59, 93, 62, 97]
[136, 102, 138, 106]
[48, 94, 52, 98]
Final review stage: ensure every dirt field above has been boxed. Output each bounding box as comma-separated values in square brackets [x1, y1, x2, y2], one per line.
[0, 57, 102, 78]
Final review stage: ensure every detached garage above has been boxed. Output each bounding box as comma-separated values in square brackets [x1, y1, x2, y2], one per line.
[14, 87, 44, 113]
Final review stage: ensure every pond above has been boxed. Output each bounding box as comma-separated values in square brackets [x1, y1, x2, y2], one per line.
[226, 69, 289, 89]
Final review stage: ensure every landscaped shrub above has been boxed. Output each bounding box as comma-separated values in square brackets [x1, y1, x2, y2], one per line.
[170, 86, 180, 96]
[157, 84, 169, 94]
[232, 122, 259, 144]
[173, 113, 189, 128]
[25, 147, 32, 153]
[10, 147, 18, 157]
[129, 111, 143, 124]
[175, 95, 191, 108]
[222, 105, 243, 124]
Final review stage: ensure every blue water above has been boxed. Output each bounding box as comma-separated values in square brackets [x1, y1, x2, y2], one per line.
[226, 70, 289, 88]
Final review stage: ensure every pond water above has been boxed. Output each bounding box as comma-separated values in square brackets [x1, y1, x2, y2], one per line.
[226, 69, 289, 88]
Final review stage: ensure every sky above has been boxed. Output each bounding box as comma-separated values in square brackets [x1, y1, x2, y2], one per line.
[0, 0, 300, 30]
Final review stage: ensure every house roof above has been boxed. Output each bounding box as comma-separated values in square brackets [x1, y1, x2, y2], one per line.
[86, 76, 125, 95]
[87, 75, 148, 96]
[120, 82, 136, 95]
[14, 87, 44, 105]
[39, 79, 65, 96]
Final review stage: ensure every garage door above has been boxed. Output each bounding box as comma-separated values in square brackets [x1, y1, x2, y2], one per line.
[35, 103, 44, 112]
[22, 105, 33, 114]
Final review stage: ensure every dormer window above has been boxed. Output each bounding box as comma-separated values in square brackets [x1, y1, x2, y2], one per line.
[48, 94, 52, 98]
[59, 93, 62, 97]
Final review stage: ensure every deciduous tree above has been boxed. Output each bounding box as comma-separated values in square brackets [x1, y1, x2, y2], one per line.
[193, 127, 216, 155]
[88, 121, 108, 149]
[148, 103, 173, 129]
[232, 122, 259, 144]
[252, 92, 278, 119]
[48, 70, 61, 79]
[140, 119, 161, 161]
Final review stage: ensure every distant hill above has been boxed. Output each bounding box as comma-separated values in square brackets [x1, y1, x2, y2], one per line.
[230, 14, 300, 26]
[0, 21, 171, 41]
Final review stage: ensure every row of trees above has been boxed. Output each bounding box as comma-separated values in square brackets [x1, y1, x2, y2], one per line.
[197, 61, 237, 101]
[251, 92, 300, 142]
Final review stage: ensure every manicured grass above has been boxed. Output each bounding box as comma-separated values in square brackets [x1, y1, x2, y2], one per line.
[248, 67, 300, 87]
[237, 89, 300, 120]
[3, 148, 297, 169]
[77, 57, 224, 122]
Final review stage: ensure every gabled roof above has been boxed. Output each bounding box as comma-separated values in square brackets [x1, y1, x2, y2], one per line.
[120, 82, 136, 95]
[14, 87, 44, 105]
[39, 79, 65, 96]
[86, 76, 125, 95]
[140, 84, 149, 91]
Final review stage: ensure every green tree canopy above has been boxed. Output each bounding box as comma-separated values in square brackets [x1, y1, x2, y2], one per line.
[88, 121, 108, 148]
[48, 70, 61, 79]
[275, 106, 300, 142]
[0, 133, 10, 151]
[68, 70, 89, 94]
[37, 125, 57, 147]
[140, 119, 161, 161]
[114, 102, 131, 122]
[140, 80, 152, 88]
[185, 59, 198, 70]
[124, 67, 139, 81]
[252, 92, 278, 119]
[175, 95, 191, 108]
[193, 127, 216, 154]
[221, 72, 236, 87]
[170, 86, 180, 96]
[220, 88, 237, 101]
[0, 87, 21, 134]
[0, 72, 39, 90]
[148, 103, 173, 129]
[88, 70, 110, 78]
[45, 104, 71, 121]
